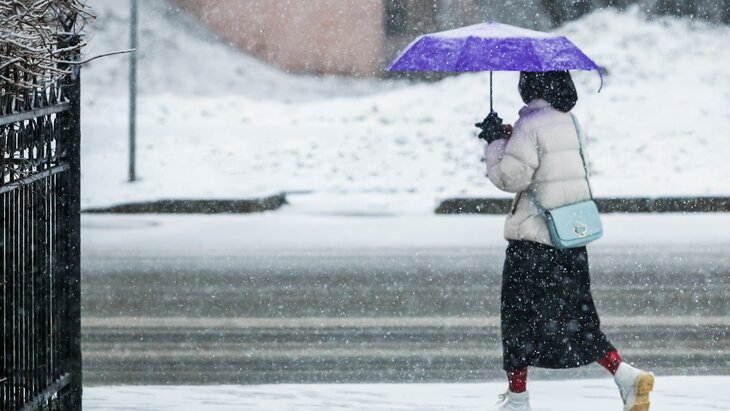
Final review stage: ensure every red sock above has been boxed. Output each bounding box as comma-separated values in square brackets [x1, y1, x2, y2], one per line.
[597, 350, 623, 375]
[507, 368, 527, 393]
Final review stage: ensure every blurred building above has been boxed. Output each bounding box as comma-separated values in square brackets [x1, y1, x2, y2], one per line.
[172, 0, 385, 77]
[171, 0, 549, 77]
[172, 0, 728, 77]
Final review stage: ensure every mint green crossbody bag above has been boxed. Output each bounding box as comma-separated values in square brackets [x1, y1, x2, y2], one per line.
[527, 114, 603, 249]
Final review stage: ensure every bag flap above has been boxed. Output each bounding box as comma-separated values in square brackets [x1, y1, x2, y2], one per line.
[546, 201, 602, 240]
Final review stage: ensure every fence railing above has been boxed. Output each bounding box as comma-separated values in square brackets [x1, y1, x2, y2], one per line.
[0, 36, 82, 411]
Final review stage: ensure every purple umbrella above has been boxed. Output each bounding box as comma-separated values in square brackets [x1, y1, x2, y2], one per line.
[388, 21, 602, 111]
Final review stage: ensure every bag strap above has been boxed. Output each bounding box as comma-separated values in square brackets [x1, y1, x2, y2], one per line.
[525, 187, 546, 216]
[570, 113, 594, 199]
[525, 113, 593, 215]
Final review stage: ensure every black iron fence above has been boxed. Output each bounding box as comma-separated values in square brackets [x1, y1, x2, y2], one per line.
[0, 36, 82, 411]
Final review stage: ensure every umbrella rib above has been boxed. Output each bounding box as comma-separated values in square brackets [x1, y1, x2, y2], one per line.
[452, 36, 473, 71]
[527, 39, 544, 72]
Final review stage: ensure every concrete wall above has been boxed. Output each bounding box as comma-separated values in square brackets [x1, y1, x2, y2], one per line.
[172, 0, 384, 76]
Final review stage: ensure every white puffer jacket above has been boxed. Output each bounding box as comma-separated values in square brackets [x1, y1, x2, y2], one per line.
[485, 99, 592, 247]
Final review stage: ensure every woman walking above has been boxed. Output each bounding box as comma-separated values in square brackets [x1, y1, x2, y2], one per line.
[483, 71, 654, 411]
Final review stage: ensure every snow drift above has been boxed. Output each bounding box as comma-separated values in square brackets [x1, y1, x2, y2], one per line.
[81, 2, 730, 213]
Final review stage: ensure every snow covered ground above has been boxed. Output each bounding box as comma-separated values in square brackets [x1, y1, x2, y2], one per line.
[81, 212, 730, 255]
[84, 377, 730, 410]
[80, 2, 730, 213]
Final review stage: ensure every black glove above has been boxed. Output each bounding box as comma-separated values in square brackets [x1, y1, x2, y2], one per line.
[475, 111, 507, 144]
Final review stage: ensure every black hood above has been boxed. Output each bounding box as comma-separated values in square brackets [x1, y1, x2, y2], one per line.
[518, 71, 578, 112]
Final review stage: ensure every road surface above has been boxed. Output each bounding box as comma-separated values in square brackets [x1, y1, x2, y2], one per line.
[80, 214, 730, 384]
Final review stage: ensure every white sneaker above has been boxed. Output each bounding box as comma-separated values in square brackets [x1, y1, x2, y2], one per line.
[495, 390, 532, 411]
[614, 363, 655, 411]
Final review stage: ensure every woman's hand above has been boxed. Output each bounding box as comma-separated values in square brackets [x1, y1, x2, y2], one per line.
[502, 124, 513, 138]
[476, 111, 509, 143]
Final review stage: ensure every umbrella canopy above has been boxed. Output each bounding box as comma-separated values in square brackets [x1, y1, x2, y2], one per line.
[387, 22, 602, 142]
[388, 22, 601, 74]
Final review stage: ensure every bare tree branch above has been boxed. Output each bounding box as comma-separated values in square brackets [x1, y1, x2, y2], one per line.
[0, 0, 94, 101]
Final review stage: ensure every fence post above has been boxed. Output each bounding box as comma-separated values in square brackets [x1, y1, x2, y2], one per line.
[57, 34, 83, 411]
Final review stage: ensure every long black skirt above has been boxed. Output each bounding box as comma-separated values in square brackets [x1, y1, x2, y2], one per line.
[501, 240, 615, 371]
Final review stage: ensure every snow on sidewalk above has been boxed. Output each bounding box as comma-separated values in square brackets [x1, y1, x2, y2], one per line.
[82, 213, 730, 257]
[84, 376, 729, 410]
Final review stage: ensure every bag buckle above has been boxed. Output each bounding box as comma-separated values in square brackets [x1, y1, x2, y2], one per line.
[572, 221, 588, 237]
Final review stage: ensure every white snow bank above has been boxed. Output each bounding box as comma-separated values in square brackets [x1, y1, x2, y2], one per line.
[82, 1, 392, 100]
[84, 376, 730, 410]
[81, 5, 730, 212]
[81, 213, 730, 255]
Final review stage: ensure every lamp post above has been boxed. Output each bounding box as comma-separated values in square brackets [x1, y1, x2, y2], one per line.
[129, 0, 138, 182]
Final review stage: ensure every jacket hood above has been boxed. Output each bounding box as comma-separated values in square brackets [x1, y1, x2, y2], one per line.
[519, 99, 552, 116]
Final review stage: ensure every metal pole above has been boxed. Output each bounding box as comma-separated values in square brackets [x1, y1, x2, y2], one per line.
[489, 71, 493, 112]
[129, 0, 138, 182]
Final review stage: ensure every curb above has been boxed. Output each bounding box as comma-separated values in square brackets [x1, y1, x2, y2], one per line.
[435, 197, 730, 214]
[83, 193, 287, 214]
